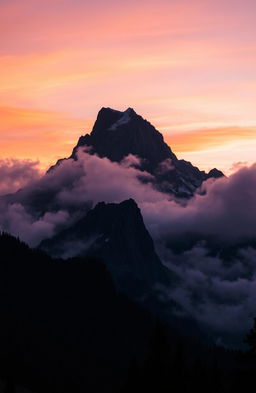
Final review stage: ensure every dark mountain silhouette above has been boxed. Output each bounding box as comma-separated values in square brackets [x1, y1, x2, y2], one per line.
[0, 232, 155, 393]
[1, 233, 254, 393]
[40, 200, 214, 343]
[52, 107, 223, 197]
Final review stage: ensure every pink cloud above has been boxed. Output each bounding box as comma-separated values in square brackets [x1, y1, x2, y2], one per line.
[1, 151, 256, 343]
[0, 158, 41, 195]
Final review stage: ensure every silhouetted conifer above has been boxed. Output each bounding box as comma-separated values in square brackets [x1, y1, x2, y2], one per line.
[143, 321, 172, 393]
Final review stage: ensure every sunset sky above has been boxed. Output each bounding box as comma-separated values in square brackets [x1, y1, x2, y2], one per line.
[1, 0, 256, 173]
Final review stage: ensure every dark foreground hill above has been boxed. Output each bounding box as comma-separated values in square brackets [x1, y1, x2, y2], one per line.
[1, 233, 256, 393]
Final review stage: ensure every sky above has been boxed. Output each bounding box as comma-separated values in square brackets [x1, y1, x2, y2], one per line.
[1, 0, 256, 173]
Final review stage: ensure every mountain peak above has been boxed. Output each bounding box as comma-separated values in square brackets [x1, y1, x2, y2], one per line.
[95, 198, 138, 209]
[99, 106, 137, 115]
[206, 168, 224, 179]
[51, 106, 223, 197]
[74, 106, 173, 172]
[92, 107, 138, 134]
[124, 107, 136, 114]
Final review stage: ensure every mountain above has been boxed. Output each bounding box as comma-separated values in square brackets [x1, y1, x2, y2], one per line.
[40, 199, 173, 296]
[40, 199, 214, 341]
[0, 233, 155, 393]
[53, 107, 223, 197]
[2, 106, 224, 220]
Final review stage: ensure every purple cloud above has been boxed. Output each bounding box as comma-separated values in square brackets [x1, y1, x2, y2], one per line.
[1, 151, 256, 344]
[0, 158, 41, 195]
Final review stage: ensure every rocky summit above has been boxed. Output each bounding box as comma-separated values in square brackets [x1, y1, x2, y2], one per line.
[56, 107, 223, 197]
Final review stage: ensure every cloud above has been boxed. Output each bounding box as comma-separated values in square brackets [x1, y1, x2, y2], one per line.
[120, 154, 142, 168]
[166, 126, 256, 153]
[229, 161, 248, 173]
[155, 158, 174, 175]
[156, 244, 256, 344]
[17, 148, 167, 210]
[0, 149, 167, 246]
[142, 164, 256, 244]
[139, 164, 256, 345]
[55, 149, 166, 207]
[0, 201, 70, 247]
[0, 158, 41, 195]
[1, 150, 256, 345]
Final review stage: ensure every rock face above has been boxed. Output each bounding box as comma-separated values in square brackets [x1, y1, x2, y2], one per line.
[62, 107, 223, 197]
[73, 108, 172, 170]
[40, 199, 172, 294]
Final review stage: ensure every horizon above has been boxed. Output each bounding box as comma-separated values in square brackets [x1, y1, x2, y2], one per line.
[1, 0, 256, 174]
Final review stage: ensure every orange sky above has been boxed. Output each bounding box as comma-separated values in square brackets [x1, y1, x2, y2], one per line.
[1, 0, 256, 173]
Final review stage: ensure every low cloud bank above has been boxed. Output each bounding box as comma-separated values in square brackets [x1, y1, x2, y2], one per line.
[0, 158, 41, 195]
[142, 164, 256, 243]
[155, 244, 256, 345]
[1, 150, 256, 344]
[0, 150, 166, 246]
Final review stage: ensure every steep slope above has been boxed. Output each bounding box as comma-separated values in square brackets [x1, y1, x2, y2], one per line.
[0, 233, 155, 393]
[60, 107, 223, 197]
[0, 233, 239, 393]
[41, 199, 173, 294]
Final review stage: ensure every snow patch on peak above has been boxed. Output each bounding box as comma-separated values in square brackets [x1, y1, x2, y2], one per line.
[108, 109, 132, 131]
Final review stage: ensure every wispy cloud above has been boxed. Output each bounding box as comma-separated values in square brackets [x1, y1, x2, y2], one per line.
[166, 126, 256, 152]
